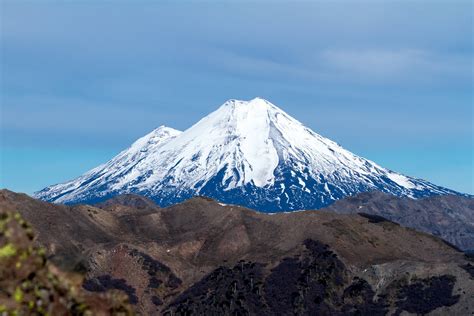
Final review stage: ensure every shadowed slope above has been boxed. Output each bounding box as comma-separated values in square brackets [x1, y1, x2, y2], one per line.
[324, 191, 474, 251]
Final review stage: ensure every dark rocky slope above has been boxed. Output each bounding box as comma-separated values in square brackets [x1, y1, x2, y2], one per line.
[324, 191, 474, 251]
[0, 189, 472, 315]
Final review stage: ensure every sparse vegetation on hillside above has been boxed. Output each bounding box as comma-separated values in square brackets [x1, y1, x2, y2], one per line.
[0, 209, 134, 315]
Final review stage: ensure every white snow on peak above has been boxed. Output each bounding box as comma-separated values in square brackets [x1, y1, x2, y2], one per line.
[35, 97, 456, 204]
[133, 98, 282, 189]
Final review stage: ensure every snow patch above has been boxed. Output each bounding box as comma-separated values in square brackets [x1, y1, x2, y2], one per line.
[386, 173, 417, 189]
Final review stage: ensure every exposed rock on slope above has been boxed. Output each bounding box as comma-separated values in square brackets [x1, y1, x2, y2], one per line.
[1, 189, 473, 315]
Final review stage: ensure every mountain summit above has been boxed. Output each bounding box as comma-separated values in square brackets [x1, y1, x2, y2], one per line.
[35, 98, 463, 211]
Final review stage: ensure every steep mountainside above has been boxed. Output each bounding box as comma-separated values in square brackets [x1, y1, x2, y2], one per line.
[34, 98, 465, 211]
[324, 191, 474, 251]
[1, 190, 473, 315]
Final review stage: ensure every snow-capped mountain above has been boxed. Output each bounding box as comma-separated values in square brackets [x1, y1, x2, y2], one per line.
[35, 98, 464, 211]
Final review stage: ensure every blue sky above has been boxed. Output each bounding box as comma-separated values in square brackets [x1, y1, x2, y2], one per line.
[1, 0, 472, 195]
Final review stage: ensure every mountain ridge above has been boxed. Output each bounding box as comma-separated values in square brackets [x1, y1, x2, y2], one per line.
[1, 189, 473, 315]
[34, 98, 467, 211]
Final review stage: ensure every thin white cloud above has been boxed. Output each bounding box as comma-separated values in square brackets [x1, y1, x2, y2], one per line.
[321, 49, 425, 76]
[319, 49, 471, 82]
